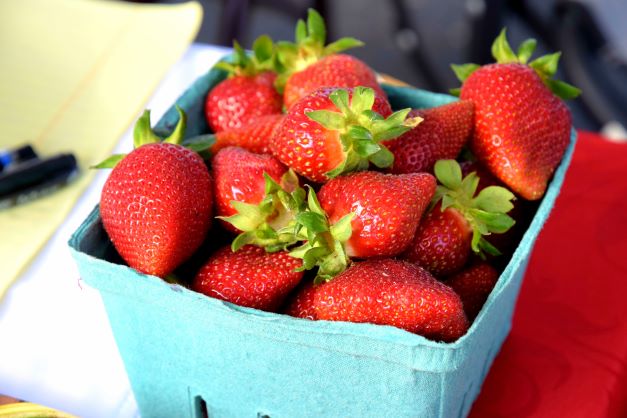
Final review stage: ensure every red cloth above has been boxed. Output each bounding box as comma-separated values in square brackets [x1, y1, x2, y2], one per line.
[470, 132, 627, 418]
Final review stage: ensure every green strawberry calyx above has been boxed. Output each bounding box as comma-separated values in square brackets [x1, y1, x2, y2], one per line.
[432, 159, 516, 257]
[288, 187, 353, 284]
[274, 9, 364, 90]
[214, 35, 278, 77]
[451, 28, 581, 100]
[306, 86, 422, 178]
[220, 169, 307, 253]
[92, 106, 215, 169]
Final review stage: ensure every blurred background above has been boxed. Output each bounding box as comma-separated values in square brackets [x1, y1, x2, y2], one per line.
[145, 0, 627, 138]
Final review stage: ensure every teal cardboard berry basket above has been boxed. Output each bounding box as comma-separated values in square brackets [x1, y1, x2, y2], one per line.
[69, 65, 577, 418]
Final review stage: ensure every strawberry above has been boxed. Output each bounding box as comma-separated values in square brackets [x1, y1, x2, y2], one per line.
[318, 171, 435, 258]
[212, 147, 288, 232]
[281, 170, 435, 282]
[452, 29, 579, 200]
[283, 280, 318, 320]
[97, 108, 213, 278]
[193, 245, 303, 312]
[283, 54, 386, 110]
[273, 9, 373, 108]
[205, 114, 284, 155]
[308, 259, 469, 342]
[404, 203, 473, 277]
[205, 37, 282, 133]
[446, 261, 500, 320]
[271, 86, 421, 183]
[403, 160, 515, 276]
[383, 101, 474, 174]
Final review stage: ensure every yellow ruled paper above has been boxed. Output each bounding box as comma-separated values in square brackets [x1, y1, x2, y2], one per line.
[0, 0, 202, 299]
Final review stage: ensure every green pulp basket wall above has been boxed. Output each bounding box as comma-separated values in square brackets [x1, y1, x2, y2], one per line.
[69, 66, 577, 418]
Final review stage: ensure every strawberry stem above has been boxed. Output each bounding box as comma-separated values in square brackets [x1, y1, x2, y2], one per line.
[451, 28, 581, 100]
[274, 9, 364, 91]
[305, 87, 422, 178]
[214, 35, 279, 77]
[432, 159, 516, 257]
[288, 186, 353, 283]
[221, 170, 307, 252]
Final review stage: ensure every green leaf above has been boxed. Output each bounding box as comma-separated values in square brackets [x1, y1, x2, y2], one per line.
[348, 125, 373, 141]
[289, 242, 311, 259]
[231, 232, 253, 252]
[529, 52, 561, 79]
[330, 213, 354, 242]
[384, 108, 412, 127]
[233, 41, 247, 62]
[301, 247, 325, 270]
[323, 37, 364, 55]
[474, 186, 515, 213]
[440, 194, 455, 211]
[351, 87, 375, 115]
[491, 28, 518, 63]
[451, 63, 480, 83]
[354, 138, 380, 156]
[213, 61, 236, 73]
[253, 35, 274, 62]
[91, 154, 126, 169]
[369, 145, 394, 168]
[295, 20, 307, 43]
[329, 89, 351, 115]
[373, 125, 410, 141]
[306, 110, 346, 130]
[163, 106, 186, 145]
[449, 87, 461, 97]
[516, 38, 537, 64]
[434, 159, 462, 190]
[460, 172, 480, 198]
[361, 109, 384, 122]
[472, 209, 515, 233]
[133, 110, 161, 148]
[263, 172, 282, 195]
[296, 212, 328, 233]
[544, 78, 582, 100]
[306, 187, 325, 215]
[307, 9, 326, 45]
[183, 134, 215, 152]
[478, 237, 502, 256]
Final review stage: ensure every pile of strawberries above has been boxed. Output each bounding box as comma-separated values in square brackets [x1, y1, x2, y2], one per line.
[96, 10, 578, 343]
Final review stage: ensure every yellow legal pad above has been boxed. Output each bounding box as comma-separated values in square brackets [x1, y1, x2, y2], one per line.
[0, 0, 202, 299]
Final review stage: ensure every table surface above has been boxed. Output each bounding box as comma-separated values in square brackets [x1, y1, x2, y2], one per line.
[2, 44, 626, 418]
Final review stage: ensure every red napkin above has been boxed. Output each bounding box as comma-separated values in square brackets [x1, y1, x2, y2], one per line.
[469, 132, 627, 417]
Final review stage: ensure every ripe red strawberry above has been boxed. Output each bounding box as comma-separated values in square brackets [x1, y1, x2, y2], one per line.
[309, 259, 469, 342]
[404, 203, 472, 277]
[274, 9, 369, 108]
[193, 245, 303, 312]
[318, 171, 436, 258]
[98, 109, 213, 278]
[446, 262, 499, 320]
[205, 38, 282, 132]
[280, 170, 435, 282]
[271, 86, 421, 183]
[212, 147, 287, 232]
[209, 114, 284, 155]
[383, 101, 474, 174]
[283, 280, 318, 320]
[403, 160, 515, 277]
[283, 54, 386, 109]
[452, 29, 579, 200]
